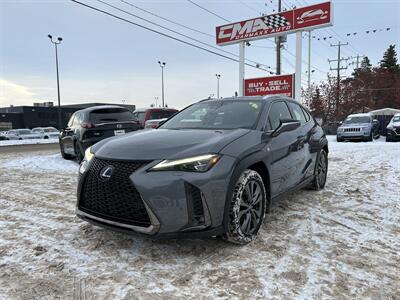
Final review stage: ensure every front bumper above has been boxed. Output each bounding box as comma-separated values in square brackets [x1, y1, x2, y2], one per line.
[337, 129, 370, 140]
[76, 155, 236, 237]
[386, 129, 400, 141]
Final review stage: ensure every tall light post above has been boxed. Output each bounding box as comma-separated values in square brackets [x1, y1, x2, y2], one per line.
[215, 74, 221, 98]
[48, 34, 63, 130]
[158, 61, 166, 107]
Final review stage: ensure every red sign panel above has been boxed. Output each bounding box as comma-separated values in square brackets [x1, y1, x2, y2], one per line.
[216, 2, 332, 45]
[244, 74, 294, 97]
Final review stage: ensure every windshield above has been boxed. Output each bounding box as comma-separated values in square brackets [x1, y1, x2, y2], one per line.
[344, 116, 370, 124]
[44, 127, 58, 132]
[160, 100, 263, 130]
[149, 110, 177, 120]
[18, 129, 31, 134]
[89, 108, 134, 123]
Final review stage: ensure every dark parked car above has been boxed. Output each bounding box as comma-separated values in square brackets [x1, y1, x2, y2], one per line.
[59, 105, 140, 162]
[132, 108, 178, 128]
[76, 97, 328, 244]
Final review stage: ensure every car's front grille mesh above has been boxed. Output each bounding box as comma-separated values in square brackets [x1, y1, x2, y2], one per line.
[79, 157, 152, 227]
[344, 128, 361, 132]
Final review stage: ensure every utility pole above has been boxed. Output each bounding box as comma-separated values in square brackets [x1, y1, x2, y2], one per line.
[215, 74, 221, 98]
[349, 54, 364, 69]
[276, 0, 282, 75]
[328, 42, 349, 119]
[158, 61, 166, 107]
[48, 34, 63, 130]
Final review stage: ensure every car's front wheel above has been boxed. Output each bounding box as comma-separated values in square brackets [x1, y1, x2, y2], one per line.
[224, 169, 267, 245]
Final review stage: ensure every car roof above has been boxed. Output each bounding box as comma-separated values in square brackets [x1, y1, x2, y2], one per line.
[134, 107, 178, 112]
[199, 95, 298, 104]
[347, 113, 371, 117]
[77, 105, 128, 113]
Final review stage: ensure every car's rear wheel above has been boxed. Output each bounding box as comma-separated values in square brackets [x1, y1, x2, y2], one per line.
[311, 149, 328, 190]
[223, 169, 267, 245]
[60, 141, 73, 160]
[74, 141, 84, 163]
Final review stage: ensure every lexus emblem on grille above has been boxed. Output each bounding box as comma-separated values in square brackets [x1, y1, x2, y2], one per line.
[99, 166, 114, 180]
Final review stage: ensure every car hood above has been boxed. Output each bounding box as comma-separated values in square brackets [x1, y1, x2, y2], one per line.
[93, 128, 250, 160]
[340, 122, 370, 128]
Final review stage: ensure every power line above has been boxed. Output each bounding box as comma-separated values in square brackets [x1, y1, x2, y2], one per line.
[236, 0, 262, 15]
[70, 0, 270, 71]
[118, 0, 214, 38]
[96, 0, 272, 70]
[186, 0, 231, 23]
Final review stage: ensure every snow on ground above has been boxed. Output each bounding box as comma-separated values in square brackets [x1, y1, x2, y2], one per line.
[1, 153, 77, 173]
[0, 137, 399, 299]
[0, 139, 58, 147]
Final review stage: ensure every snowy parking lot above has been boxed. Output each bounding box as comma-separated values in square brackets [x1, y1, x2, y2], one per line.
[0, 136, 399, 299]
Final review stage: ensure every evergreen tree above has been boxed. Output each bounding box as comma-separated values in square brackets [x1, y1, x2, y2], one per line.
[360, 57, 372, 72]
[380, 45, 400, 73]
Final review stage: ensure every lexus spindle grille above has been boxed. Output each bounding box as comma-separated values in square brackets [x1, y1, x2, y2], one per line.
[79, 157, 152, 227]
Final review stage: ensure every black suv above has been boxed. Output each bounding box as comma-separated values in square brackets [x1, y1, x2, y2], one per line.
[60, 105, 140, 162]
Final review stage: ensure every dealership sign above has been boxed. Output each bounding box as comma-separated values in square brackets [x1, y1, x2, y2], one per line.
[216, 2, 332, 45]
[244, 74, 294, 97]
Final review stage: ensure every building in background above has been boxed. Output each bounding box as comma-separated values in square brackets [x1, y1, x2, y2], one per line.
[0, 102, 136, 130]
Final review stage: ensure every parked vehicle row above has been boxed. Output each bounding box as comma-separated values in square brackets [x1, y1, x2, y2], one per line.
[0, 127, 60, 141]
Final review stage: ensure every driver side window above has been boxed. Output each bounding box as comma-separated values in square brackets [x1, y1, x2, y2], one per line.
[267, 101, 292, 131]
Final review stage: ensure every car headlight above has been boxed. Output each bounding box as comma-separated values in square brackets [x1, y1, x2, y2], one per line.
[337, 127, 344, 132]
[79, 147, 94, 174]
[361, 126, 369, 131]
[149, 154, 220, 172]
[84, 147, 94, 162]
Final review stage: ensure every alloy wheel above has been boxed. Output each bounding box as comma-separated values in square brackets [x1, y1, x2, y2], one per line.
[316, 151, 328, 188]
[238, 180, 263, 235]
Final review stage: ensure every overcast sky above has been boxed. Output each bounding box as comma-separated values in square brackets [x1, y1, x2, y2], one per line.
[0, 0, 399, 109]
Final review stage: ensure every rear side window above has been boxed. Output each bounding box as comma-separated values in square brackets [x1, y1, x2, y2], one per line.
[149, 110, 177, 120]
[67, 114, 75, 127]
[267, 101, 292, 131]
[89, 108, 134, 123]
[288, 102, 307, 124]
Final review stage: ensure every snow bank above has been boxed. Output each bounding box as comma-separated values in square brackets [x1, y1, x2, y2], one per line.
[0, 139, 58, 147]
[1, 153, 78, 173]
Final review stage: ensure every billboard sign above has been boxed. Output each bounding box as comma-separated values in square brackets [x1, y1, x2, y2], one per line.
[216, 2, 332, 45]
[244, 74, 294, 97]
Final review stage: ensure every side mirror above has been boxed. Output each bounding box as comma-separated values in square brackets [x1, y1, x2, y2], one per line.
[339, 121, 343, 125]
[272, 119, 301, 137]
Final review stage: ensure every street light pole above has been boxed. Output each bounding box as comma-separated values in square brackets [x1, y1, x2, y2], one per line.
[158, 61, 166, 107]
[215, 74, 221, 98]
[48, 34, 63, 130]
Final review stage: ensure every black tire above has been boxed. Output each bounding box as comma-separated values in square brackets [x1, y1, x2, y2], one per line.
[74, 141, 84, 163]
[311, 149, 328, 190]
[336, 136, 343, 142]
[44, 136, 49, 139]
[386, 136, 392, 142]
[223, 169, 267, 245]
[60, 141, 73, 160]
[365, 132, 373, 142]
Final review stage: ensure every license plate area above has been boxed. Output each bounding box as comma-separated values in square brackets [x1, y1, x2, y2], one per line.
[114, 130, 125, 136]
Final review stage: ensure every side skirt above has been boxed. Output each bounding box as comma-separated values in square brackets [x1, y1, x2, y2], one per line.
[271, 175, 315, 202]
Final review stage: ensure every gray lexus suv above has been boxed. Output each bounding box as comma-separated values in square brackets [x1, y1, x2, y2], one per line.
[76, 96, 328, 244]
